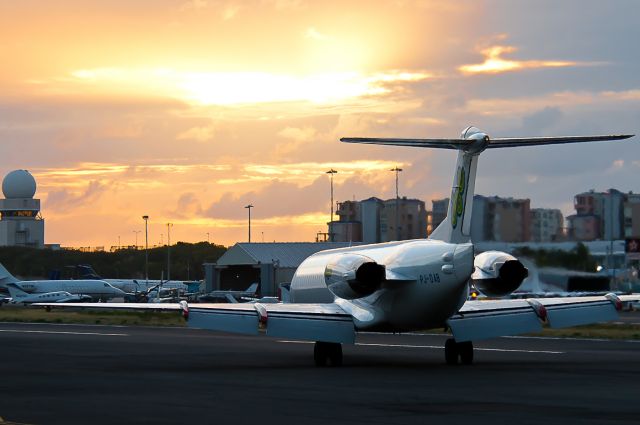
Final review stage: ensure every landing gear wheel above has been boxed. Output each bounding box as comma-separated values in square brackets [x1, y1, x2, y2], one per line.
[314, 342, 343, 367]
[328, 343, 343, 367]
[459, 341, 474, 365]
[445, 338, 459, 365]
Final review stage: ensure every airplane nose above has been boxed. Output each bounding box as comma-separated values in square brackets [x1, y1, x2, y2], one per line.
[453, 243, 474, 280]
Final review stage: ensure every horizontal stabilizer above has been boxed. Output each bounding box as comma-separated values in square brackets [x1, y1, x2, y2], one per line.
[341, 137, 467, 149]
[487, 134, 633, 148]
[341, 134, 633, 150]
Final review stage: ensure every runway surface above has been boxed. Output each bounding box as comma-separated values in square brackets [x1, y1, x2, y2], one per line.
[0, 322, 638, 425]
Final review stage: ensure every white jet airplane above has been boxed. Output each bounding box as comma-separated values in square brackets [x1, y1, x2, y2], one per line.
[38, 127, 639, 366]
[6, 283, 92, 304]
[0, 263, 125, 301]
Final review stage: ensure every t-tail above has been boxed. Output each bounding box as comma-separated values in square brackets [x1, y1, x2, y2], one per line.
[341, 126, 634, 244]
[0, 263, 19, 287]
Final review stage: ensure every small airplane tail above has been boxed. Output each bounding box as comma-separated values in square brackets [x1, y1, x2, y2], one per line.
[0, 263, 19, 287]
[6, 283, 28, 299]
[342, 127, 633, 244]
[245, 283, 259, 295]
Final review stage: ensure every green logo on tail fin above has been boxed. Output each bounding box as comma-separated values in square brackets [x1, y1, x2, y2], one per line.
[451, 167, 466, 229]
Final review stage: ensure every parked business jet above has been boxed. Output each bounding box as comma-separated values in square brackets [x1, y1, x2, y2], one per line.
[38, 127, 639, 366]
[198, 283, 260, 303]
[73, 264, 188, 293]
[0, 263, 125, 301]
[6, 283, 92, 304]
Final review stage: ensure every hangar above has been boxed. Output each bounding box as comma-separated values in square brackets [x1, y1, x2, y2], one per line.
[203, 242, 361, 297]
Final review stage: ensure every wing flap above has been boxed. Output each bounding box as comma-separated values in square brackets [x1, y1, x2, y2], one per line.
[544, 301, 617, 328]
[267, 312, 355, 343]
[189, 306, 259, 335]
[448, 309, 542, 342]
[451, 294, 639, 342]
[190, 302, 355, 343]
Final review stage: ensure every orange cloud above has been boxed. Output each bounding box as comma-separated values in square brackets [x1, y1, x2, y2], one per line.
[459, 45, 578, 75]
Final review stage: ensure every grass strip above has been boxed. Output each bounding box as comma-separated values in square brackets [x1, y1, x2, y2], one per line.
[0, 305, 186, 327]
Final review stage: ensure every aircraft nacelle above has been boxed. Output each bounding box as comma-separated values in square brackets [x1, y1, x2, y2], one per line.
[324, 253, 385, 300]
[470, 250, 528, 297]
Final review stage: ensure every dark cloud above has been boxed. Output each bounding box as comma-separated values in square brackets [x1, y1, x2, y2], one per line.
[45, 180, 108, 213]
[204, 178, 328, 219]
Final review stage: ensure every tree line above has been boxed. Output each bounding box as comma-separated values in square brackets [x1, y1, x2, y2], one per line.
[0, 242, 227, 281]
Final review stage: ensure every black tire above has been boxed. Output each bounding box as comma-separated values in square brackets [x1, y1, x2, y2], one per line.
[328, 343, 343, 367]
[459, 341, 474, 365]
[314, 342, 328, 367]
[445, 338, 459, 365]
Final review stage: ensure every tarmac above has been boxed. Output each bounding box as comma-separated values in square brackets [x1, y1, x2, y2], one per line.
[0, 322, 638, 425]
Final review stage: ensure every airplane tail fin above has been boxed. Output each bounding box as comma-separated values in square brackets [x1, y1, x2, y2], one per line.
[6, 283, 28, 299]
[76, 264, 101, 279]
[0, 263, 19, 287]
[245, 283, 259, 295]
[342, 127, 633, 244]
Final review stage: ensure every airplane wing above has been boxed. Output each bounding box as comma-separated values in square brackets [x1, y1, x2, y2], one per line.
[447, 294, 639, 342]
[35, 301, 356, 344]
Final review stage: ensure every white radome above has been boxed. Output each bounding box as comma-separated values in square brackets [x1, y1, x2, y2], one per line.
[2, 169, 37, 199]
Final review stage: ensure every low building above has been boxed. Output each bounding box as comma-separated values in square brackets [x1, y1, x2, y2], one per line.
[203, 242, 361, 296]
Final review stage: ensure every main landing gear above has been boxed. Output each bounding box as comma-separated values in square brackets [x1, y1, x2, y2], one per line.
[314, 341, 343, 367]
[445, 338, 474, 365]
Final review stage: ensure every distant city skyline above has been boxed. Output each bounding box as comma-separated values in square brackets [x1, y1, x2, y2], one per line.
[1, 1, 638, 247]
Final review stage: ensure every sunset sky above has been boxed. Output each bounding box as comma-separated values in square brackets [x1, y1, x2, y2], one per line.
[1, 0, 638, 248]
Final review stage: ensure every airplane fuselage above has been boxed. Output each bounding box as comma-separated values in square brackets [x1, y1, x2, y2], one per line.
[11, 291, 89, 304]
[17, 279, 124, 300]
[290, 239, 474, 331]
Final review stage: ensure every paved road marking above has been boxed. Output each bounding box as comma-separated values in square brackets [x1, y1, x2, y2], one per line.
[278, 340, 564, 354]
[0, 329, 128, 336]
[504, 335, 640, 343]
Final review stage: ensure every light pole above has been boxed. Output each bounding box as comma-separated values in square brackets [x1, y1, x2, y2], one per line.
[118, 235, 121, 250]
[609, 192, 616, 286]
[142, 215, 149, 284]
[390, 166, 403, 240]
[133, 230, 141, 249]
[206, 232, 210, 243]
[326, 169, 337, 241]
[167, 223, 173, 281]
[245, 204, 253, 242]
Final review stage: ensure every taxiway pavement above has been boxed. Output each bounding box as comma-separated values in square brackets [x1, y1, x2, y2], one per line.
[0, 322, 638, 425]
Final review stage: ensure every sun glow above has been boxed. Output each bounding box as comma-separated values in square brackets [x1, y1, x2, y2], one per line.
[67, 68, 430, 105]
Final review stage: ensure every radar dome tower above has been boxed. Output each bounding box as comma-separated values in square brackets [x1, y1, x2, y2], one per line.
[0, 170, 44, 247]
